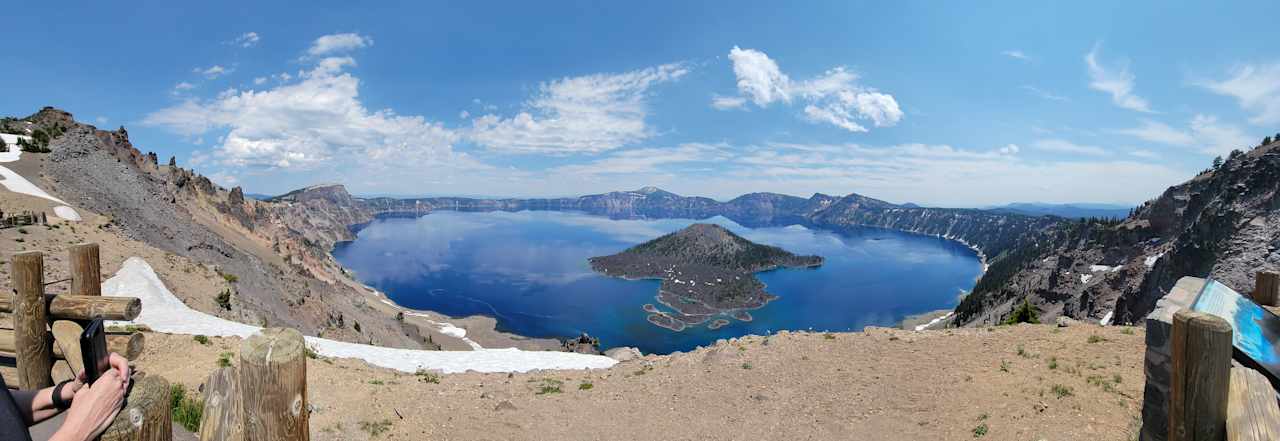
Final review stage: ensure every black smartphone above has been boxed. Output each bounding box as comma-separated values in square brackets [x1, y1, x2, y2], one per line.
[79, 318, 110, 384]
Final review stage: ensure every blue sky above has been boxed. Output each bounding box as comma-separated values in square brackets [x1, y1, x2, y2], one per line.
[3, 1, 1280, 206]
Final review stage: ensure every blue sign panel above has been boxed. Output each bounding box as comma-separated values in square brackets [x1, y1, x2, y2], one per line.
[1190, 279, 1280, 385]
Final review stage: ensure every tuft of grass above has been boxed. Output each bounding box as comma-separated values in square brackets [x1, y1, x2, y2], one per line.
[578, 381, 593, 390]
[535, 378, 563, 395]
[1120, 328, 1135, 335]
[1087, 334, 1106, 344]
[741, 362, 752, 370]
[1113, 373, 1123, 384]
[1052, 384, 1074, 398]
[999, 360, 1010, 373]
[973, 423, 988, 437]
[193, 335, 209, 345]
[220, 272, 239, 284]
[369, 379, 385, 385]
[170, 384, 203, 432]
[1048, 357, 1058, 370]
[359, 419, 392, 438]
[823, 333, 836, 340]
[216, 352, 233, 368]
[415, 368, 441, 384]
[305, 345, 319, 359]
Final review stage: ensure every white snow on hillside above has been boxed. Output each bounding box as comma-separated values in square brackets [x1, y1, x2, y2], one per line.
[103, 257, 617, 373]
[913, 311, 953, 331]
[0, 148, 81, 221]
[1145, 253, 1163, 268]
[1089, 265, 1121, 273]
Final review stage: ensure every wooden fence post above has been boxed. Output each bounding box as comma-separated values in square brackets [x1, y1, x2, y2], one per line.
[69, 243, 102, 297]
[12, 251, 52, 389]
[240, 328, 308, 441]
[1169, 310, 1233, 441]
[200, 366, 245, 441]
[1253, 271, 1279, 307]
[101, 375, 173, 441]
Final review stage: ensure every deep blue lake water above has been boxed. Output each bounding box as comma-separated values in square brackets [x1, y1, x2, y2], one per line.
[332, 210, 982, 354]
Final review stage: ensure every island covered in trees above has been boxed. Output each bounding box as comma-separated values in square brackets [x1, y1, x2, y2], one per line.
[588, 223, 823, 331]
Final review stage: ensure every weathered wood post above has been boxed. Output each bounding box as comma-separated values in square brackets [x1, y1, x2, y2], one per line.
[1227, 366, 1280, 441]
[1252, 271, 1279, 307]
[69, 242, 102, 297]
[240, 328, 308, 440]
[101, 375, 173, 441]
[12, 251, 53, 389]
[200, 367, 245, 441]
[1169, 310, 1233, 441]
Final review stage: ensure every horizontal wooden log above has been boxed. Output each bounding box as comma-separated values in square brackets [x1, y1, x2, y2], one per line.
[1227, 366, 1280, 441]
[0, 329, 144, 360]
[0, 294, 139, 321]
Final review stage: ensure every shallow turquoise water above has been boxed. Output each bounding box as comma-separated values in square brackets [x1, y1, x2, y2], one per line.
[332, 210, 982, 354]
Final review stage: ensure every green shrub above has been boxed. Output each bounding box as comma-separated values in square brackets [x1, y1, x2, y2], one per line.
[220, 272, 238, 283]
[359, 419, 392, 438]
[216, 352, 233, 368]
[578, 381, 593, 390]
[415, 369, 440, 384]
[170, 384, 203, 432]
[215, 289, 232, 310]
[193, 335, 209, 345]
[1001, 299, 1040, 325]
[1051, 384, 1073, 398]
[1087, 334, 1106, 344]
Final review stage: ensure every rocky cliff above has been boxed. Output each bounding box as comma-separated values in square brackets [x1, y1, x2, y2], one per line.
[23, 107, 420, 349]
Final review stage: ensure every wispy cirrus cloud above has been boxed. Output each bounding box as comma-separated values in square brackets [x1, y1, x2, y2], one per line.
[232, 32, 260, 48]
[194, 65, 234, 79]
[716, 46, 903, 133]
[467, 63, 689, 154]
[1031, 139, 1109, 156]
[1085, 43, 1153, 113]
[1116, 115, 1252, 155]
[1020, 85, 1069, 102]
[1002, 50, 1031, 62]
[1197, 62, 1280, 125]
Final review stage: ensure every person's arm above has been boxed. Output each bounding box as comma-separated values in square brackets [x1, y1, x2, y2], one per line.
[8, 375, 85, 425]
[47, 353, 132, 441]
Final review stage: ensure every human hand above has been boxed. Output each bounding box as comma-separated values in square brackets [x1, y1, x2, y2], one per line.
[55, 369, 127, 441]
[106, 352, 131, 380]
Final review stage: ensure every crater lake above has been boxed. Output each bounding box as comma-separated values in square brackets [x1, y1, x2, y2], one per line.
[332, 210, 983, 354]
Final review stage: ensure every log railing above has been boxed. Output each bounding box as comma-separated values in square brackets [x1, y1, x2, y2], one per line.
[1, 243, 168, 440]
[1164, 271, 1280, 441]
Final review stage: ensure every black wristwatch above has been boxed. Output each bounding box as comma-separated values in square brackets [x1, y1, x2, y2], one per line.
[51, 380, 73, 410]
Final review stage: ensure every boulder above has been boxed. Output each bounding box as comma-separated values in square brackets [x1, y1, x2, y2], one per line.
[1055, 316, 1077, 327]
[604, 347, 642, 362]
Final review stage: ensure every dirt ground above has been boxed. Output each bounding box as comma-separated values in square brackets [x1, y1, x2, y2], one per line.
[135, 323, 1145, 441]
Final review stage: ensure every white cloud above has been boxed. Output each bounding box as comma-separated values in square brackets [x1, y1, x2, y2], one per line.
[458, 110, 470, 119]
[1116, 116, 1251, 155]
[1019, 85, 1069, 102]
[253, 77, 267, 85]
[999, 144, 1020, 155]
[720, 46, 902, 133]
[1199, 63, 1280, 125]
[1085, 44, 1153, 113]
[710, 95, 747, 110]
[467, 63, 688, 154]
[307, 33, 373, 57]
[207, 171, 240, 187]
[172, 82, 196, 95]
[1130, 149, 1159, 159]
[1031, 139, 1110, 156]
[233, 32, 260, 48]
[95, 116, 109, 125]
[1002, 50, 1031, 61]
[195, 65, 234, 79]
[145, 56, 472, 172]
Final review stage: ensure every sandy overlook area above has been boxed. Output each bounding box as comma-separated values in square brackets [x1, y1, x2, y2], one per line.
[132, 323, 1144, 440]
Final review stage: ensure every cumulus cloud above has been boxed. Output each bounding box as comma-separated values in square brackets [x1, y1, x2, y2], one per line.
[719, 46, 902, 133]
[144, 56, 471, 172]
[467, 63, 688, 154]
[195, 65, 234, 79]
[233, 32, 260, 48]
[307, 33, 373, 56]
[1198, 62, 1280, 125]
[1085, 44, 1153, 113]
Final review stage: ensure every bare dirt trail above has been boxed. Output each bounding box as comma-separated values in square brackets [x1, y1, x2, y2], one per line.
[136, 323, 1144, 441]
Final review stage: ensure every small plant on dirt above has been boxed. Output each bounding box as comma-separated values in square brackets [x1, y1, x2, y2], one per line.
[305, 345, 319, 360]
[369, 379, 385, 385]
[170, 384, 203, 432]
[216, 352, 233, 368]
[1120, 328, 1135, 335]
[1113, 373, 1123, 384]
[578, 381, 593, 390]
[1016, 345, 1027, 357]
[1052, 384, 1073, 398]
[215, 289, 232, 311]
[415, 368, 441, 384]
[1087, 334, 1107, 344]
[999, 360, 1010, 373]
[741, 362, 752, 370]
[535, 379, 563, 395]
[972, 423, 988, 437]
[359, 419, 392, 438]
[193, 335, 209, 345]
[1048, 357, 1058, 370]
[220, 272, 238, 284]
[823, 333, 836, 340]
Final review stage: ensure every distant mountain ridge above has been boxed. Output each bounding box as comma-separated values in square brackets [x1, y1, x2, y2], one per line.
[986, 202, 1132, 220]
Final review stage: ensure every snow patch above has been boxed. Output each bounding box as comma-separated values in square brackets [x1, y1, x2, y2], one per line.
[104, 257, 614, 373]
[1089, 265, 1121, 273]
[1099, 311, 1114, 326]
[913, 311, 953, 331]
[1080, 274, 1093, 284]
[53, 205, 80, 221]
[1144, 253, 1163, 268]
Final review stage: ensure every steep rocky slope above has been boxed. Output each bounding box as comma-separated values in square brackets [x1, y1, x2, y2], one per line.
[20, 107, 423, 348]
[956, 139, 1280, 327]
